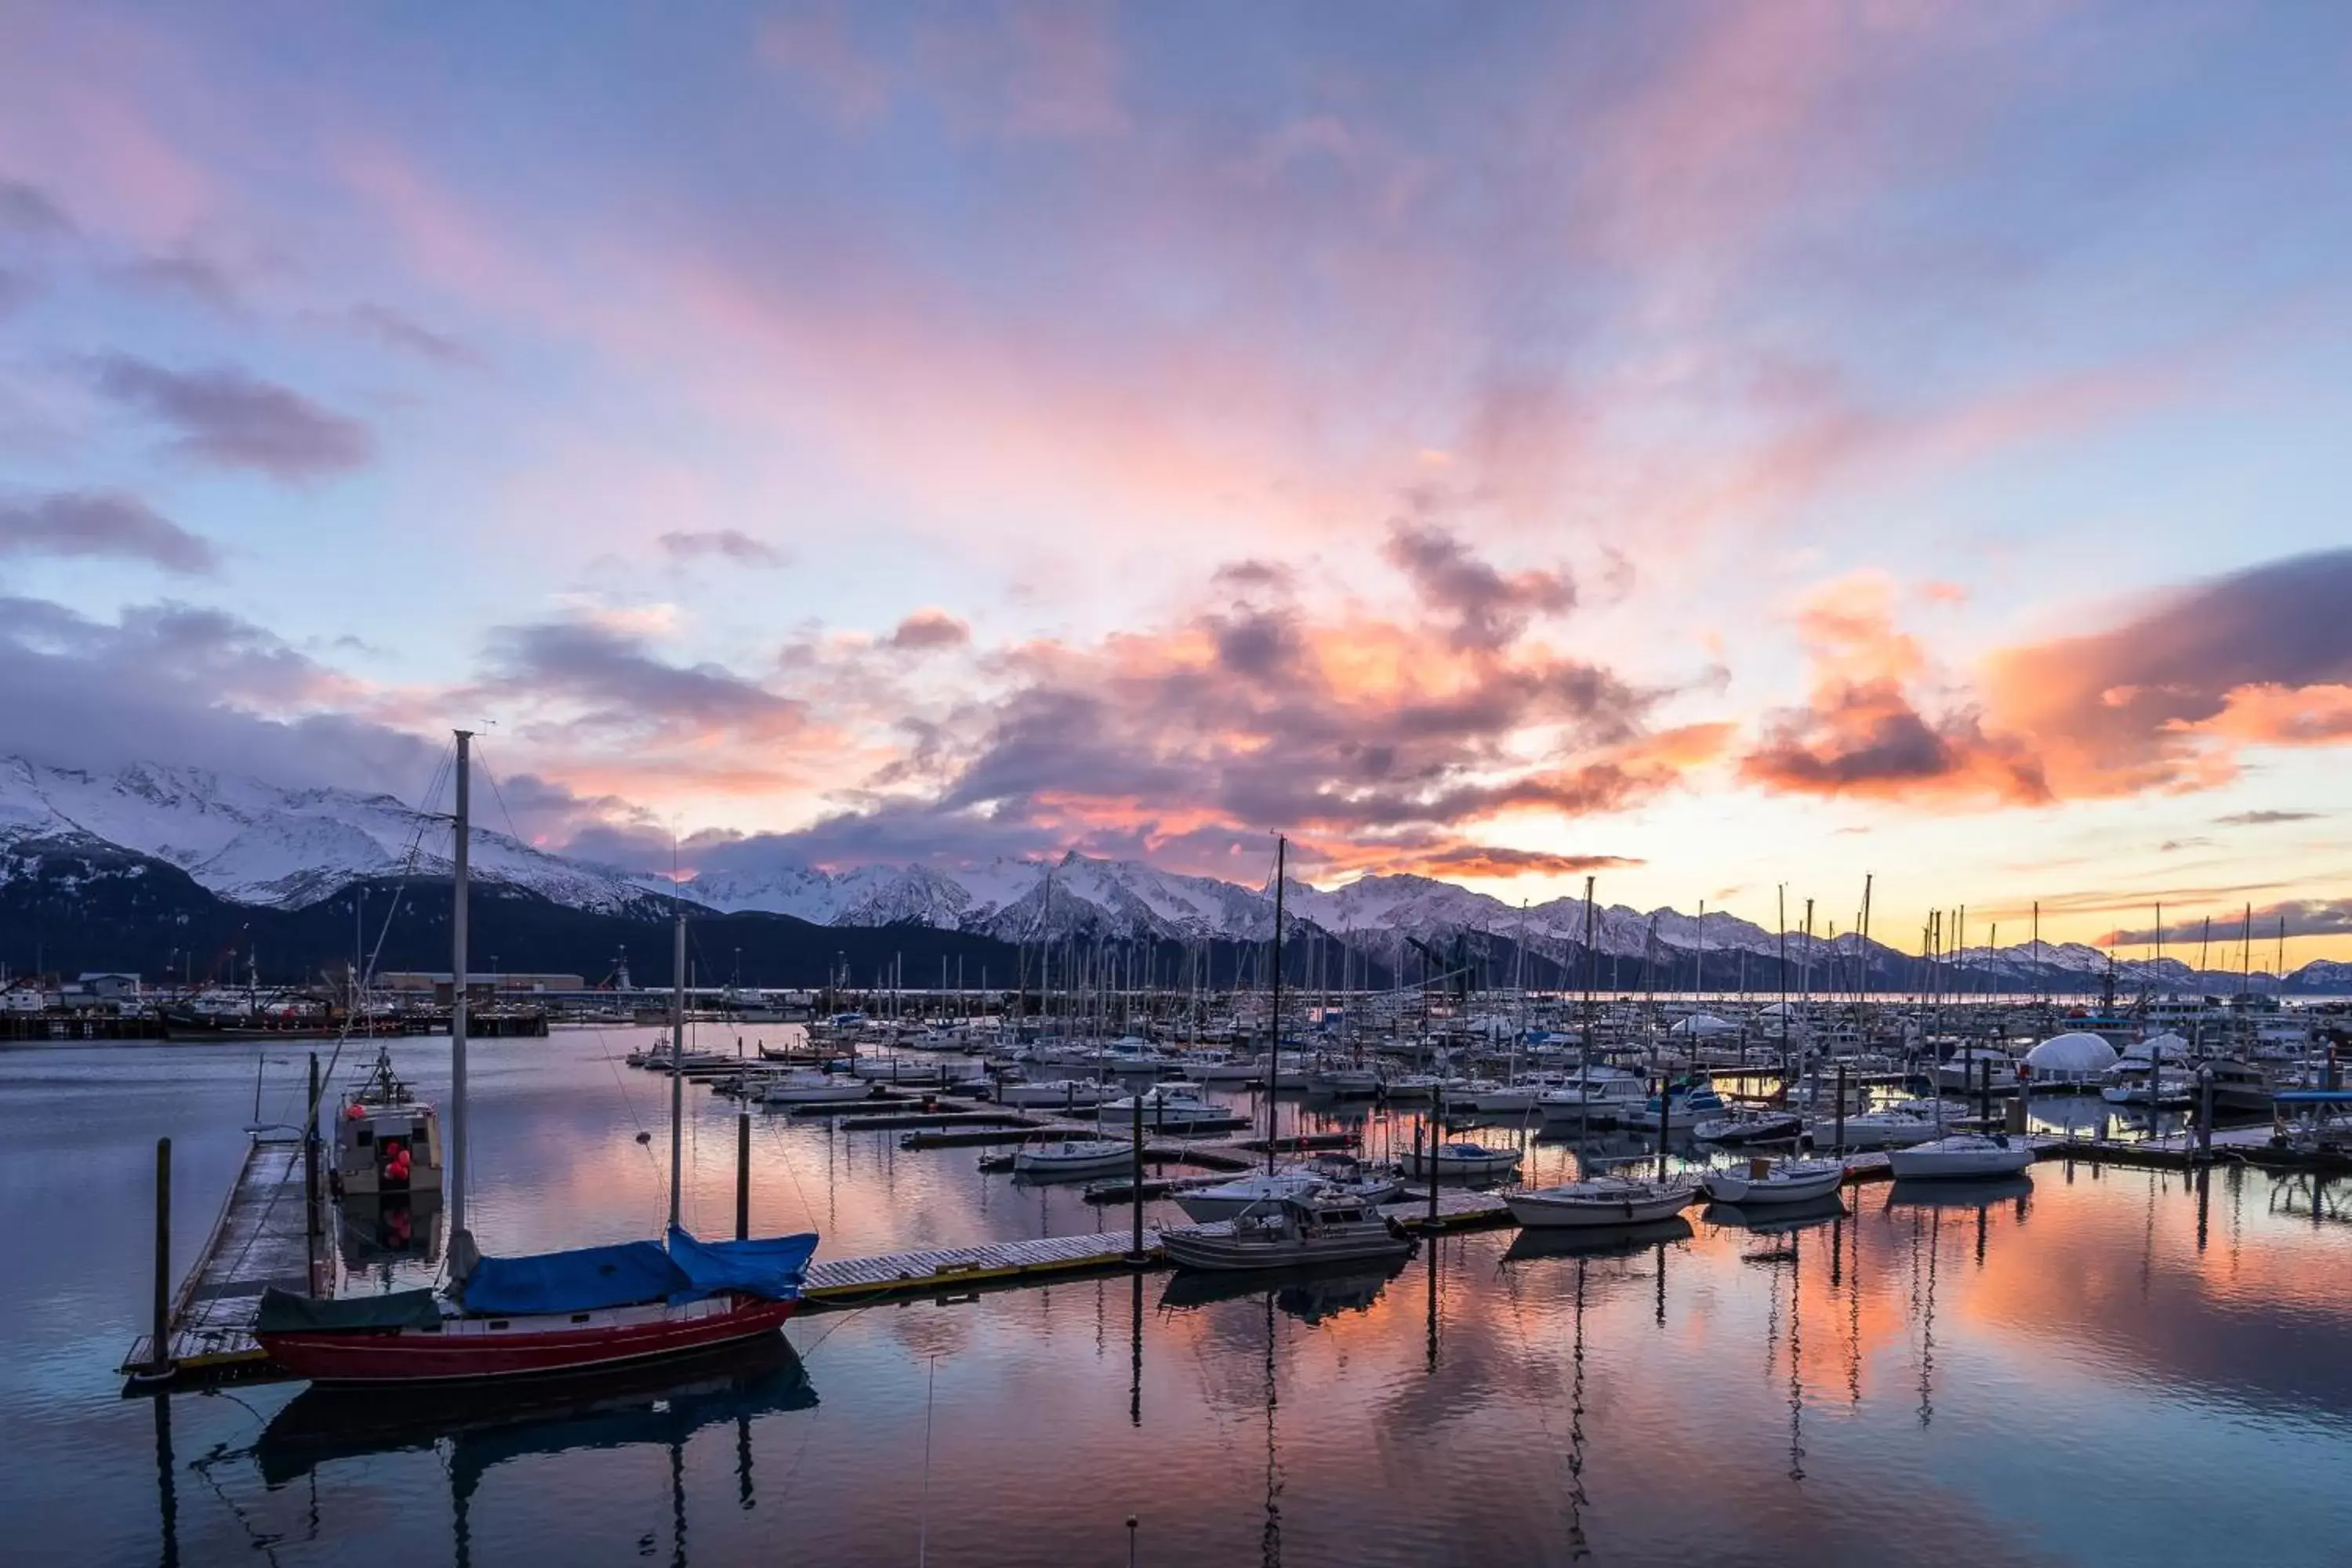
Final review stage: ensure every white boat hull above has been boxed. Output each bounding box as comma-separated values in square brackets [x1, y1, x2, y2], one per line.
[1505, 1181, 1697, 1229]
[1397, 1146, 1523, 1179]
[995, 1080, 1115, 1109]
[1160, 1225, 1412, 1272]
[1885, 1137, 2035, 1181]
[1013, 1143, 1134, 1177]
[757, 1080, 871, 1105]
[1700, 1162, 1846, 1205]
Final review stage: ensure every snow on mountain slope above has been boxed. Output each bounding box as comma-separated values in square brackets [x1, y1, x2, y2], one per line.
[4, 757, 2342, 988]
[0, 757, 654, 913]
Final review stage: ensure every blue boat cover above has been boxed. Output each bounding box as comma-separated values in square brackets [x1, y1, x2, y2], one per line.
[666, 1228, 819, 1301]
[459, 1240, 688, 1315]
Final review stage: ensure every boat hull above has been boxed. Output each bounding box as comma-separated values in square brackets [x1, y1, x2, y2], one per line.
[1885, 1142, 2036, 1181]
[1505, 1185, 1697, 1229]
[259, 1296, 798, 1385]
[1160, 1228, 1412, 1272]
[1700, 1164, 1846, 1205]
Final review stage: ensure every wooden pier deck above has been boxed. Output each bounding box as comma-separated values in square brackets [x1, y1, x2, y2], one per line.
[118, 1138, 319, 1385]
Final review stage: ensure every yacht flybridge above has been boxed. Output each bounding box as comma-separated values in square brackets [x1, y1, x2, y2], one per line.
[256, 730, 820, 1385]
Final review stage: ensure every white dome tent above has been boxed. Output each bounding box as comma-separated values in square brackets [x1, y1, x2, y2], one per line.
[2023, 1030, 2119, 1087]
[2121, 1031, 2191, 1062]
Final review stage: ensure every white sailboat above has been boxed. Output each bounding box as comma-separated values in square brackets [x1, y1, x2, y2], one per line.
[1011, 1138, 1134, 1178]
[1700, 1157, 1846, 1206]
[1504, 1175, 1698, 1229]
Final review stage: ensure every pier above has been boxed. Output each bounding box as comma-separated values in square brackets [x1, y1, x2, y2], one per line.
[119, 1138, 323, 1386]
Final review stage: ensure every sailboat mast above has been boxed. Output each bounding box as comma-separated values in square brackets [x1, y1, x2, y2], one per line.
[670, 907, 687, 1232]
[1269, 834, 1285, 1176]
[449, 728, 472, 1243]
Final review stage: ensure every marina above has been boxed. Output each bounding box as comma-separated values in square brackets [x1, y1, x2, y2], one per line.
[104, 1018, 2323, 1396]
[14, 1025, 2352, 1565]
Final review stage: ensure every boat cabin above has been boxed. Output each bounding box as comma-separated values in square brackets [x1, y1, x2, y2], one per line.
[332, 1046, 443, 1198]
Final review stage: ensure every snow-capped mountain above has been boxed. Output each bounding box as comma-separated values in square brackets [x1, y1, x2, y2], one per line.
[0, 757, 659, 914]
[2, 756, 2342, 991]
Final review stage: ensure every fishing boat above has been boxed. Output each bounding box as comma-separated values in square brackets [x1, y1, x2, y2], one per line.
[1396, 1140, 1523, 1180]
[1011, 1137, 1135, 1178]
[254, 732, 818, 1385]
[1160, 1194, 1414, 1272]
[328, 1044, 441, 1199]
[1699, 1157, 1846, 1206]
[1885, 1132, 2035, 1181]
[1693, 1108, 1804, 1144]
[1504, 1176, 1698, 1229]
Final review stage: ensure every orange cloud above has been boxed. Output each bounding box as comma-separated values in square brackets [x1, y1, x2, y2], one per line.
[1740, 573, 2049, 806]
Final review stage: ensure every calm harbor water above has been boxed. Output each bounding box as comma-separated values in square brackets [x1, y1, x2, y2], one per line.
[5, 1027, 2352, 1566]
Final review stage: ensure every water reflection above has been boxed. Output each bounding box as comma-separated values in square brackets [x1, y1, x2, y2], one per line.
[1158, 1257, 1408, 1322]
[1701, 1194, 1848, 1240]
[1501, 1216, 1693, 1264]
[245, 1338, 816, 1566]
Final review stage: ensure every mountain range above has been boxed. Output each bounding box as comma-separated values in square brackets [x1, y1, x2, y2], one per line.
[0, 757, 2343, 994]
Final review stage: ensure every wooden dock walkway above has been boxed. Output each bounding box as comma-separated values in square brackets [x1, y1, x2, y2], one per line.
[119, 1138, 319, 1385]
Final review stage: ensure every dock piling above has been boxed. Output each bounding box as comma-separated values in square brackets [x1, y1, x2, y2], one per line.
[1834, 1063, 1847, 1156]
[304, 1054, 321, 1243]
[736, 1105, 751, 1240]
[148, 1137, 171, 1380]
[1127, 1089, 1146, 1262]
[1427, 1092, 1441, 1226]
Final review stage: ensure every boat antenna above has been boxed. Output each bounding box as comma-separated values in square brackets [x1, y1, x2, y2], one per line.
[449, 728, 477, 1279]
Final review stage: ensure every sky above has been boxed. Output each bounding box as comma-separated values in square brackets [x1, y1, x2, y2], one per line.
[2, 1, 2350, 962]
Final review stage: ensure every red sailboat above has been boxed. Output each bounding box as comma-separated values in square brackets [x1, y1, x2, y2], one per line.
[256, 731, 817, 1385]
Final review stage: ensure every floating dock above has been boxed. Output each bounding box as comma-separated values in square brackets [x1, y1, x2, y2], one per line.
[119, 1138, 321, 1387]
[118, 1117, 2292, 1393]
